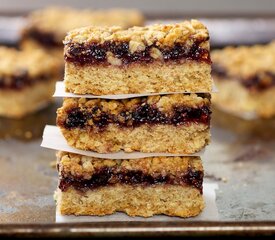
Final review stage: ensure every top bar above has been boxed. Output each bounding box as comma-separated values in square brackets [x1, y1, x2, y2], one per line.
[64, 20, 212, 95]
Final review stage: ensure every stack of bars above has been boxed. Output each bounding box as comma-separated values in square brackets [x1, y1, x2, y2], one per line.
[47, 20, 213, 218]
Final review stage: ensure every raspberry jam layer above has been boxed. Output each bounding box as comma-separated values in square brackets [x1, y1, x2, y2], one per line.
[212, 63, 275, 91]
[0, 72, 53, 90]
[64, 39, 211, 66]
[58, 103, 211, 130]
[59, 167, 203, 193]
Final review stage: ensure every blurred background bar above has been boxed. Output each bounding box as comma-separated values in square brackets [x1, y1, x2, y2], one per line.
[0, 0, 275, 47]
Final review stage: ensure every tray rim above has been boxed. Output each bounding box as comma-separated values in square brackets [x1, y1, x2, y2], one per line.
[1, 221, 275, 237]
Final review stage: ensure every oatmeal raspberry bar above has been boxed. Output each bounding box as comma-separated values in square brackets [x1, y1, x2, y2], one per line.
[55, 151, 204, 217]
[0, 47, 60, 118]
[21, 7, 144, 50]
[56, 94, 211, 154]
[64, 20, 212, 95]
[212, 41, 275, 118]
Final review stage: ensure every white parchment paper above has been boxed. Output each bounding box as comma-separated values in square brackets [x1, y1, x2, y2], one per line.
[53, 81, 218, 99]
[56, 183, 219, 222]
[41, 125, 205, 159]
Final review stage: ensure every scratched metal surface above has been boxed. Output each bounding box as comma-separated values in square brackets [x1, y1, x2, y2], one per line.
[0, 100, 274, 224]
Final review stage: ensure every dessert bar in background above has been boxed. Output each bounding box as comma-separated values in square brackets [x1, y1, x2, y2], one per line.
[0, 46, 60, 118]
[21, 7, 145, 56]
[56, 94, 211, 153]
[212, 41, 275, 118]
[64, 20, 212, 95]
[20, 7, 145, 80]
[55, 151, 204, 217]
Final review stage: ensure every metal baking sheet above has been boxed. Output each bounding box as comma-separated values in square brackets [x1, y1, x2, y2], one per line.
[0, 100, 275, 237]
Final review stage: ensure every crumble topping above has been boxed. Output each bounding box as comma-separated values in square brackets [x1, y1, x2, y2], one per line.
[61, 94, 211, 114]
[212, 41, 275, 78]
[57, 151, 202, 179]
[64, 20, 210, 50]
[0, 46, 60, 77]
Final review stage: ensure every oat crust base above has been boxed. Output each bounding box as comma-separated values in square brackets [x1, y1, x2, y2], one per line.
[65, 61, 212, 95]
[56, 185, 204, 217]
[59, 123, 210, 153]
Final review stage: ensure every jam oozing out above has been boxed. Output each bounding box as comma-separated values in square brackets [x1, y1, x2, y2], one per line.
[59, 167, 203, 193]
[61, 104, 211, 130]
[0, 72, 53, 90]
[212, 63, 275, 91]
[65, 39, 211, 65]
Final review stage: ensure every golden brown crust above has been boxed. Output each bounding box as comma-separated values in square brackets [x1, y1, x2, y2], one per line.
[64, 20, 209, 50]
[23, 7, 145, 43]
[57, 151, 202, 179]
[212, 41, 275, 78]
[0, 46, 60, 78]
[56, 185, 204, 217]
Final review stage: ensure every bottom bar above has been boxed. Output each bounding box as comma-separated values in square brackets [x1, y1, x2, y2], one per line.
[56, 151, 204, 218]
